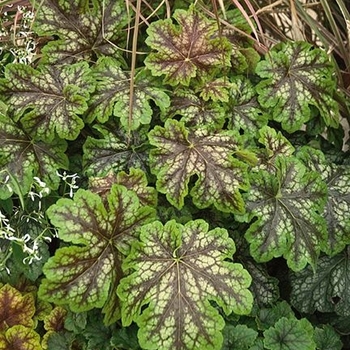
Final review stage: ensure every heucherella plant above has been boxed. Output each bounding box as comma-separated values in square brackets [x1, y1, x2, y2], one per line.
[118, 219, 253, 350]
[0, 0, 349, 348]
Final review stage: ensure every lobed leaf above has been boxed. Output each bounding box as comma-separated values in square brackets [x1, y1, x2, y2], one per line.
[244, 260, 279, 306]
[83, 124, 149, 177]
[0, 62, 93, 141]
[118, 219, 253, 350]
[38, 185, 156, 321]
[256, 41, 339, 132]
[86, 58, 170, 129]
[244, 157, 327, 271]
[257, 301, 295, 331]
[164, 90, 226, 130]
[290, 249, 350, 316]
[0, 284, 35, 332]
[297, 146, 350, 255]
[227, 77, 267, 134]
[43, 307, 67, 332]
[145, 5, 232, 86]
[33, 0, 128, 64]
[263, 317, 316, 350]
[0, 113, 68, 198]
[198, 77, 233, 102]
[89, 168, 157, 208]
[222, 324, 258, 350]
[149, 120, 250, 213]
[314, 325, 343, 350]
[256, 126, 295, 172]
[0, 325, 42, 350]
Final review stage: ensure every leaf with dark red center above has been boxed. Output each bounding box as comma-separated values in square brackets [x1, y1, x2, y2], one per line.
[38, 185, 156, 323]
[0, 284, 35, 332]
[149, 120, 249, 213]
[145, 6, 231, 86]
[118, 219, 253, 350]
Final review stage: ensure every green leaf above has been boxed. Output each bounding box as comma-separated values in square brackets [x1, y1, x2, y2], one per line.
[44, 307, 67, 332]
[63, 310, 87, 334]
[0, 325, 42, 350]
[227, 77, 267, 134]
[33, 0, 128, 64]
[89, 168, 157, 208]
[249, 338, 265, 350]
[145, 6, 231, 86]
[290, 249, 350, 316]
[198, 77, 232, 102]
[263, 317, 316, 350]
[86, 58, 170, 130]
[297, 147, 350, 255]
[149, 120, 249, 213]
[244, 157, 327, 271]
[45, 332, 76, 350]
[164, 89, 226, 130]
[256, 41, 339, 132]
[83, 124, 149, 177]
[118, 219, 253, 350]
[83, 311, 114, 350]
[222, 324, 258, 350]
[0, 113, 68, 198]
[257, 301, 295, 331]
[0, 284, 35, 331]
[115, 169, 157, 208]
[11, 227, 50, 282]
[256, 126, 295, 172]
[314, 325, 343, 350]
[38, 185, 156, 319]
[110, 325, 141, 350]
[0, 62, 93, 141]
[244, 260, 279, 306]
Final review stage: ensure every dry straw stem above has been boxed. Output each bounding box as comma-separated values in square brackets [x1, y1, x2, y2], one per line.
[249, 0, 350, 91]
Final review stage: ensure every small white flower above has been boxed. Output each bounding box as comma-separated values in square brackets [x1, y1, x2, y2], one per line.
[33, 177, 47, 188]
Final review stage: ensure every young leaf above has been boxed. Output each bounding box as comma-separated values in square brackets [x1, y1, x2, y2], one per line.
[256, 41, 339, 132]
[149, 120, 249, 213]
[222, 324, 258, 350]
[257, 301, 295, 331]
[38, 185, 156, 320]
[198, 77, 233, 102]
[263, 317, 316, 350]
[290, 250, 350, 316]
[0, 113, 68, 198]
[110, 325, 141, 350]
[145, 6, 231, 86]
[114, 169, 157, 208]
[33, 0, 128, 64]
[314, 325, 343, 350]
[0, 325, 42, 350]
[243, 157, 327, 271]
[0, 62, 93, 141]
[44, 307, 67, 332]
[89, 168, 157, 208]
[82, 311, 114, 350]
[297, 147, 350, 255]
[164, 89, 226, 130]
[86, 58, 170, 130]
[83, 124, 149, 177]
[244, 260, 279, 306]
[227, 77, 267, 134]
[118, 219, 253, 350]
[257, 126, 295, 172]
[0, 284, 35, 331]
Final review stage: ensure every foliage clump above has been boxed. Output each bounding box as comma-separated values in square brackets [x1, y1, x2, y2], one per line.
[0, 0, 349, 349]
